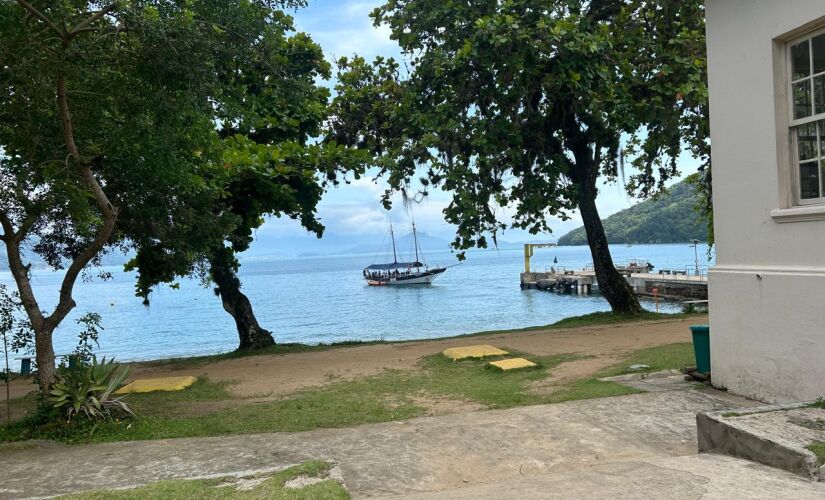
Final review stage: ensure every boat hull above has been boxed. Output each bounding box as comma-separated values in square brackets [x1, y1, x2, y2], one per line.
[366, 267, 446, 286]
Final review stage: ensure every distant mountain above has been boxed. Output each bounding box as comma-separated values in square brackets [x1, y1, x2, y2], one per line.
[557, 179, 707, 246]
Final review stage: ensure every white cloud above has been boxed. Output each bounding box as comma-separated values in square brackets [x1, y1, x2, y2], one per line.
[293, 0, 401, 64]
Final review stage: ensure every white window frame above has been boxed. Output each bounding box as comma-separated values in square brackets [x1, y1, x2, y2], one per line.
[787, 26, 825, 206]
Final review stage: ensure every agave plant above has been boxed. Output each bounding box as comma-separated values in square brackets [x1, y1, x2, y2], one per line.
[49, 356, 134, 422]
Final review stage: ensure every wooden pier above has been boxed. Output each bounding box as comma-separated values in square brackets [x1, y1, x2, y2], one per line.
[521, 268, 708, 300]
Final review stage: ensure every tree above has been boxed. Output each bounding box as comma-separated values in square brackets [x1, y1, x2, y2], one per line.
[0, 0, 302, 390]
[329, 0, 708, 314]
[124, 6, 366, 350]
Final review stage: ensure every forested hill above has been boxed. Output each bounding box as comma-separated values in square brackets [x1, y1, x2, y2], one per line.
[557, 180, 706, 246]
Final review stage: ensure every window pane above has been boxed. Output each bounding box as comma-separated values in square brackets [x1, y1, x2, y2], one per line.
[798, 122, 818, 161]
[792, 40, 811, 80]
[820, 120, 825, 157]
[794, 80, 813, 119]
[800, 161, 820, 199]
[816, 75, 825, 115]
[821, 160, 825, 200]
[813, 34, 825, 74]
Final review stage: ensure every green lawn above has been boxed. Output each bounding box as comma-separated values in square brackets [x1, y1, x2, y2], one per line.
[60, 460, 349, 500]
[1, 350, 649, 444]
[1, 312, 703, 445]
[597, 342, 696, 377]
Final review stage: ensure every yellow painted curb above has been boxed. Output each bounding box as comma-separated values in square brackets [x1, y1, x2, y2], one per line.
[442, 344, 509, 360]
[488, 358, 537, 371]
[115, 375, 197, 394]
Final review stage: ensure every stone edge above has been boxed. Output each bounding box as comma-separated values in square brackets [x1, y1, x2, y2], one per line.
[696, 401, 824, 481]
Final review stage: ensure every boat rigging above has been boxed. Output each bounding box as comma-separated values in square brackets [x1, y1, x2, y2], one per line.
[363, 222, 447, 286]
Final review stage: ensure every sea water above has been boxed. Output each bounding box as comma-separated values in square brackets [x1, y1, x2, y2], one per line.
[0, 243, 712, 361]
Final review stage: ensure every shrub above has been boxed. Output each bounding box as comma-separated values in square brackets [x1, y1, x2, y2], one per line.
[49, 357, 134, 422]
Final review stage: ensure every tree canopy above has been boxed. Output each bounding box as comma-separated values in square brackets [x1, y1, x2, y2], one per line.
[0, 0, 358, 387]
[329, 0, 708, 313]
[122, 2, 367, 350]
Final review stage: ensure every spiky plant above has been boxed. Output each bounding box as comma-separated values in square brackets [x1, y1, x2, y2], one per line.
[49, 357, 133, 422]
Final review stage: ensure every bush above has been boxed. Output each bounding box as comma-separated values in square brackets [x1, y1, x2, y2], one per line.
[49, 357, 133, 422]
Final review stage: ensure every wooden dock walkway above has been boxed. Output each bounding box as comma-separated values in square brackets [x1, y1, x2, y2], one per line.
[521, 269, 708, 300]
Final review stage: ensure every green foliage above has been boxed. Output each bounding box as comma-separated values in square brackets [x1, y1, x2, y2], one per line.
[73, 313, 103, 364]
[61, 461, 350, 500]
[49, 357, 133, 422]
[330, 0, 709, 251]
[329, 0, 708, 314]
[557, 179, 707, 245]
[116, 0, 369, 348]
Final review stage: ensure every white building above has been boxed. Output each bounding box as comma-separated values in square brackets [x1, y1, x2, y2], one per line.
[707, 1, 825, 402]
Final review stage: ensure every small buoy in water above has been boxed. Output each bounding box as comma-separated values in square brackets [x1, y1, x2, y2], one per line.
[629, 364, 650, 370]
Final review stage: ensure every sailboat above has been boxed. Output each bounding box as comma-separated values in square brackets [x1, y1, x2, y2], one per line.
[363, 222, 447, 286]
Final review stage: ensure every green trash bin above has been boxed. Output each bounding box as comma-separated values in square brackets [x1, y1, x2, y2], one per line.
[690, 324, 711, 374]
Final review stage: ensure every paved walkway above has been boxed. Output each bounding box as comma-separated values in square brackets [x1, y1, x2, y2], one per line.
[1, 387, 824, 498]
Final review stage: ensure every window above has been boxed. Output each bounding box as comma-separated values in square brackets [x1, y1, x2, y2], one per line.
[790, 30, 825, 203]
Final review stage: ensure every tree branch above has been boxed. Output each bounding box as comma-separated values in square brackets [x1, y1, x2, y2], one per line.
[1, 221, 45, 331]
[46, 206, 117, 329]
[69, 3, 118, 39]
[0, 209, 12, 241]
[15, 0, 65, 37]
[57, 73, 80, 160]
[48, 71, 120, 329]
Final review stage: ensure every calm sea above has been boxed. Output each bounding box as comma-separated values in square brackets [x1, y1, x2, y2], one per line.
[0, 243, 711, 362]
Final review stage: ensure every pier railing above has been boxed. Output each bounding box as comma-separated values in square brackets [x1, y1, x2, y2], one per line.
[543, 262, 711, 280]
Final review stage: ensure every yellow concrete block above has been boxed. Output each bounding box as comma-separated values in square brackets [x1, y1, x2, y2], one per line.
[115, 375, 197, 394]
[442, 344, 509, 360]
[488, 358, 537, 371]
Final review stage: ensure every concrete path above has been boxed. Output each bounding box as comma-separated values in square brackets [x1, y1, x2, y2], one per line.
[1, 388, 824, 499]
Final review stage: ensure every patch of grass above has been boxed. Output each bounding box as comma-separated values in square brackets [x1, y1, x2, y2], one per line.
[418, 352, 574, 408]
[809, 398, 825, 409]
[598, 342, 695, 377]
[1, 341, 703, 445]
[60, 460, 349, 499]
[544, 379, 642, 403]
[122, 377, 233, 418]
[721, 412, 743, 418]
[459, 311, 700, 338]
[807, 442, 825, 467]
[546, 311, 696, 329]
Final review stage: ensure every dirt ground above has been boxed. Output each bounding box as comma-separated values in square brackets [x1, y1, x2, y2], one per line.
[4, 315, 703, 401]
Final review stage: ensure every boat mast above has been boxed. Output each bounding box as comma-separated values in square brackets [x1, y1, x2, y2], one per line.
[412, 221, 420, 270]
[390, 223, 398, 264]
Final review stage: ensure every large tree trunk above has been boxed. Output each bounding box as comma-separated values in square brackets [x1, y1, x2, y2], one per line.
[576, 176, 644, 315]
[34, 325, 57, 391]
[209, 249, 275, 350]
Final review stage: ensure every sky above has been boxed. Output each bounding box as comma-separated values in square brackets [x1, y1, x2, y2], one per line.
[248, 0, 702, 256]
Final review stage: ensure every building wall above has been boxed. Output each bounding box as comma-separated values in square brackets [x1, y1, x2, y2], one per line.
[707, 0, 825, 402]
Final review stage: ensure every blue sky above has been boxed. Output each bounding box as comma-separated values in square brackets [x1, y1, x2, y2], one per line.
[251, 0, 702, 254]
